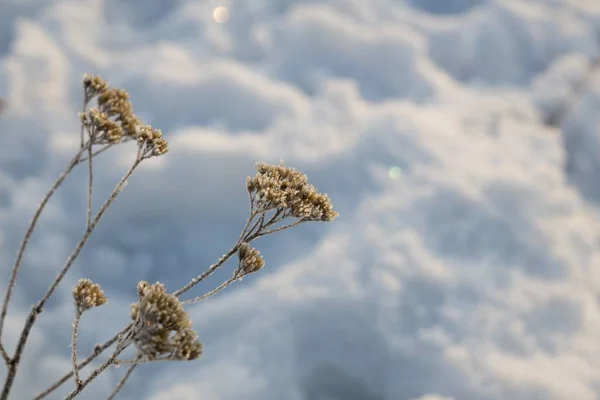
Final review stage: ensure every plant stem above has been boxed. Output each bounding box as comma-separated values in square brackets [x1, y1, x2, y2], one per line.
[106, 362, 138, 400]
[173, 246, 239, 298]
[86, 131, 94, 231]
[71, 310, 83, 387]
[64, 345, 127, 400]
[33, 323, 133, 400]
[1, 154, 141, 400]
[181, 273, 240, 305]
[0, 146, 87, 352]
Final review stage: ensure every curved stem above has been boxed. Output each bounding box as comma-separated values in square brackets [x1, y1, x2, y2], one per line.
[1, 153, 142, 400]
[64, 344, 127, 399]
[181, 273, 240, 306]
[0, 146, 87, 346]
[172, 246, 239, 298]
[33, 323, 133, 400]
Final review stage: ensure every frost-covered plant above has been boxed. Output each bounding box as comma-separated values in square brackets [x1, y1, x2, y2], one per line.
[0, 75, 337, 399]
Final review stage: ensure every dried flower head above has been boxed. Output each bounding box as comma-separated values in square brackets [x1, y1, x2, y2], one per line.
[97, 88, 132, 118]
[246, 161, 338, 221]
[171, 328, 202, 360]
[83, 74, 108, 101]
[119, 112, 141, 138]
[82, 108, 124, 144]
[237, 242, 265, 275]
[129, 281, 200, 362]
[136, 125, 169, 157]
[80, 73, 170, 157]
[134, 281, 190, 331]
[133, 327, 173, 360]
[72, 279, 107, 312]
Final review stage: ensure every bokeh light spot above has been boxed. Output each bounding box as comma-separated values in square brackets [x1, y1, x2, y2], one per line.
[388, 166, 403, 180]
[213, 6, 230, 24]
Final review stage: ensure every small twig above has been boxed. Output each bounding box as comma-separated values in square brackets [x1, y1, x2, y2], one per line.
[39, 153, 141, 308]
[79, 97, 86, 153]
[113, 356, 174, 365]
[86, 129, 94, 231]
[236, 192, 257, 243]
[1, 151, 142, 399]
[0, 145, 87, 358]
[34, 323, 133, 400]
[71, 310, 83, 387]
[181, 273, 241, 305]
[1, 305, 40, 400]
[105, 361, 138, 400]
[76, 144, 113, 164]
[174, 209, 301, 300]
[172, 246, 240, 298]
[248, 218, 307, 241]
[243, 212, 266, 242]
[64, 344, 127, 400]
[0, 344, 8, 364]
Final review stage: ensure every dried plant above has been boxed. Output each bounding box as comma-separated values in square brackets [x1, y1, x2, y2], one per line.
[0, 75, 337, 399]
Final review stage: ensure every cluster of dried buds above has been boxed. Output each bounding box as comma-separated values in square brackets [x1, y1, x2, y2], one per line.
[237, 242, 265, 276]
[246, 161, 338, 222]
[128, 281, 201, 361]
[80, 74, 168, 156]
[72, 279, 107, 313]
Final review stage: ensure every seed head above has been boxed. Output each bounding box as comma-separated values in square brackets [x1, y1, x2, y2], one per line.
[97, 88, 132, 118]
[246, 161, 338, 221]
[136, 125, 169, 157]
[83, 74, 108, 101]
[83, 108, 124, 144]
[129, 281, 201, 362]
[172, 328, 202, 360]
[238, 242, 265, 274]
[134, 281, 190, 331]
[72, 279, 107, 312]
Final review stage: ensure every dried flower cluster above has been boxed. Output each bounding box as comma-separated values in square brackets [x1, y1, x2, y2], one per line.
[0, 73, 340, 400]
[85, 109, 123, 144]
[246, 161, 338, 221]
[237, 242, 265, 275]
[129, 281, 201, 361]
[80, 74, 168, 156]
[136, 125, 169, 157]
[72, 279, 107, 312]
[83, 75, 107, 101]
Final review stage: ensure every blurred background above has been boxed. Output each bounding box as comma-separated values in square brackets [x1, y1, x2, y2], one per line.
[1, 0, 600, 399]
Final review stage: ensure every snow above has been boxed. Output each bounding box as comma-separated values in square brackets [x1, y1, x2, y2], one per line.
[1, 0, 600, 399]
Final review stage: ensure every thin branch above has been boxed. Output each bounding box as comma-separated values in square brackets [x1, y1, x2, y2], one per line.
[174, 208, 291, 299]
[243, 212, 265, 242]
[105, 362, 138, 400]
[181, 274, 240, 305]
[40, 153, 141, 307]
[71, 310, 83, 387]
[113, 356, 174, 365]
[86, 130, 94, 231]
[1, 151, 142, 400]
[172, 246, 239, 298]
[79, 96, 86, 152]
[1, 305, 39, 400]
[33, 323, 133, 400]
[250, 218, 308, 240]
[0, 344, 8, 365]
[64, 343, 127, 400]
[76, 144, 113, 164]
[236, 191, 257, 243]
[0, 145, 87, 351]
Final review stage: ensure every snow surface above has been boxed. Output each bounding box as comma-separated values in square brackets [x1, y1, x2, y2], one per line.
[1, 0, 600, 399]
